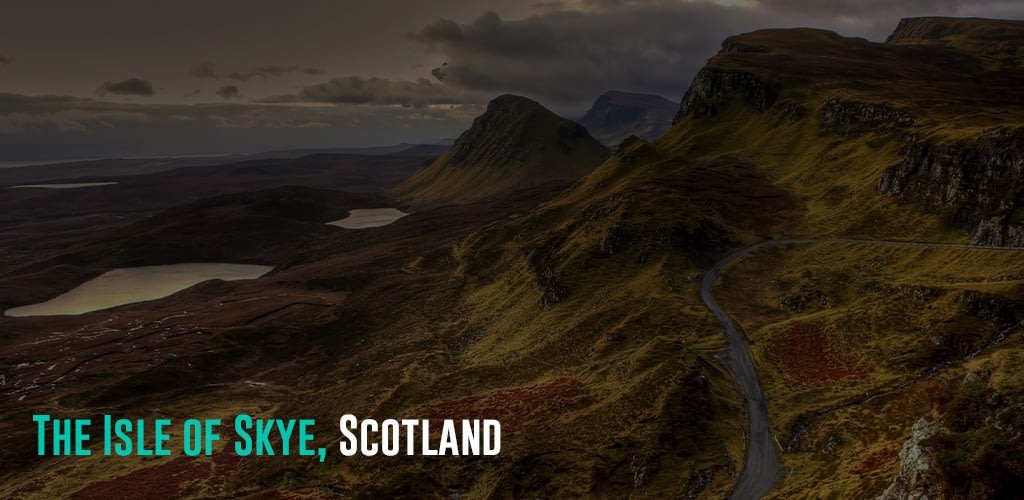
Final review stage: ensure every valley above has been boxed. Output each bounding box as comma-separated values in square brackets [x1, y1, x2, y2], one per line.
[2, 15, 1024, 499]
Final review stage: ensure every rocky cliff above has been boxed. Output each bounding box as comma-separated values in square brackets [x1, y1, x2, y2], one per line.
[878, 127, 1024, 246]
[673, 68, 779, 123]
[667, 20, 1024, 247]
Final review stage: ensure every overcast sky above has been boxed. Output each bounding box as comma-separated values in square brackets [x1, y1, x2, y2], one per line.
[1, 0, 1022, 161]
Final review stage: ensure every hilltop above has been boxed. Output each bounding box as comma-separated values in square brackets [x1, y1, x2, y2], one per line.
[395, 94, 609, 205]
[579, 91, 678, 146]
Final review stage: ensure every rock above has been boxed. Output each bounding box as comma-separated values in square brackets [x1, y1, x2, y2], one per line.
[877, 418, 940, 500]
[954, 290, 1019, 325]
[877, 127, 1024, 246]
[673, 68, 780, 123]
[818, 98, 917, 134]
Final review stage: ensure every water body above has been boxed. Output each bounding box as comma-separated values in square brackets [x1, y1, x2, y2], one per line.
[4, 263, 272, 317]
[8, 182, 118, 189]
[328, 208, 409, 229]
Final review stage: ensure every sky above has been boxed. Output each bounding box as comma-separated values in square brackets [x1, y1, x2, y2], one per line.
[1, 0, 1022, 161]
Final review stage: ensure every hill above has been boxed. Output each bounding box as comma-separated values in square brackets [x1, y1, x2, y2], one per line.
[579, 91, 678, 146]
[3, 16, 1024, 500]
[394, 94, 609, 205]
[651, 16, 1024, 497]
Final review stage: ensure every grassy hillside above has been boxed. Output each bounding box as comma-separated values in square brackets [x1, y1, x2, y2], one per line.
[395, 95, 609, 206]
[715, 242, 1024, 497]
[3, 16, 1023, 499]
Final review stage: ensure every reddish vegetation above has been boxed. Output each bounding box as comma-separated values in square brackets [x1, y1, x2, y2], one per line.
[70, 457, 211, 499]
[413, 377, 584, 433]
[206, 449, 244, 494]
[9, 479, 46, 497]
[851, 447, 897, 475]
[68, 447, 244, 499]
[248, 488, 337, 500]
[767, 323, 870, 386]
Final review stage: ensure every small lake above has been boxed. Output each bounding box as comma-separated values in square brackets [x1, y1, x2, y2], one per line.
[4, 263, 272, 317]
[8, 182, 118, 189]
[328, 208, 409, 229]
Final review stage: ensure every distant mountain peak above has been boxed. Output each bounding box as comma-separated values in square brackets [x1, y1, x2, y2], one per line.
[579, 91, 678, 147]
[395, 94, 609, 205]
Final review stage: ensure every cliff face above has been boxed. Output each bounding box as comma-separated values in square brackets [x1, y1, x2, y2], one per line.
[817, 99, 917, 133]
[667, 20, 1024, 247]
[878, 128, 1024, 246]
[673, 68, 779, 123]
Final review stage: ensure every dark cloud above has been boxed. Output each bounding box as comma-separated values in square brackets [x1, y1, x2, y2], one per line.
[189, 62, 218, 79]
[3, 0, 1023, 161]
[95, 78, 156, 97]
[216, 85, 240, 100]
[431, 63, 448, 82]
[408, 0, 1024, 109]
[190, 62, 327, 81]
[0, 91, 478, 161]
[0, 53, 11, 65]
[531, 1, 566, 11]
[260, 75, 484, 107]
[409, 5, 752, 107]
[760, 0, 961, 16]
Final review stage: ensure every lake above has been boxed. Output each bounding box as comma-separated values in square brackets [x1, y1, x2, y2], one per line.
[328, 208, 409, 229]
[8, 182, 119, 189]
[4, 263, 273, 317]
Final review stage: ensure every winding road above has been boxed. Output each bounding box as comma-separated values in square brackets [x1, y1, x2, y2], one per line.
[702, 238, 1023, 499]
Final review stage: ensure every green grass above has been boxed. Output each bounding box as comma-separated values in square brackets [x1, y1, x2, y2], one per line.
[714, 241, 1024, 497]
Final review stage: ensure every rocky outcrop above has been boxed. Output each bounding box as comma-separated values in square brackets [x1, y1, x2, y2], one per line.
[818, 99, 917, 134]
[673, 68, 780, 123]
[878, 127, 1024, 246]
[877, 418, 940, 500]
[955, 290, 1020, 326]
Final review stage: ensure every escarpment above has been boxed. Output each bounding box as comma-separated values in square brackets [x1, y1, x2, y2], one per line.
[879, 128, 1024, 246]
[673, 68, 780, 123]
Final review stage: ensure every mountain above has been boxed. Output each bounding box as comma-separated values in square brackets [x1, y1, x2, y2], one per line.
[654, 17, 1024, 498]
[4, 16, 1024, 500]
[578, 90, 678, 146]
[394, 94, 610, 205]
[885, 16, 1024, 69]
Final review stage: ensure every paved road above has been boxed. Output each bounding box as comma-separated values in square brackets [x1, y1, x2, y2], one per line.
[702, 238, 1021, 499]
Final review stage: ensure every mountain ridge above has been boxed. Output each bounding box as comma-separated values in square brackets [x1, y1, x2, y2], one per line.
[579, 90, 678, 146]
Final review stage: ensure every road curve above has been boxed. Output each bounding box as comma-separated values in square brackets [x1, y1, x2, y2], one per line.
[702, 238, 1022, 499]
